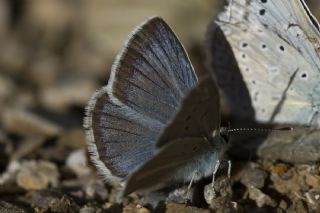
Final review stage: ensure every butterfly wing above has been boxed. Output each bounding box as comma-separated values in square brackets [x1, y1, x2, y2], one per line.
[122, 75, 223, 195]
[84, 17, 198, 184]
[207, 25, 255, 120]
[212, 0, 320, 126]
[108, 16, 197, 124]
[84, 89, 159, 185]
[156, 74, 221, 147]
[123, 137, 215, 196]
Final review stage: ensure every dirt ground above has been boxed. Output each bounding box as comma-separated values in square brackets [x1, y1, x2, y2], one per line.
[1, 0, 320, 212]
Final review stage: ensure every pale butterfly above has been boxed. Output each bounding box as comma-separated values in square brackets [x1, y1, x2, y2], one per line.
[210, 0, 320, 128]
[84, 17, 229, 196]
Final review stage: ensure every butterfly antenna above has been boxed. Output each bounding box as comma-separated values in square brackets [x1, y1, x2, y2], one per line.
[227, 127, 293, 134]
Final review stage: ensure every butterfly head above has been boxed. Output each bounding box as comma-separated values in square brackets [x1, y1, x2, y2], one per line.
[219, 127, 230, 144]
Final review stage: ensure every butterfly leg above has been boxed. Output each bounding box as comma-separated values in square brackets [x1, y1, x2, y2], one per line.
[227, 160, 232, 178]
[184, 172, 197, 204]
[211, 159, 221, 187]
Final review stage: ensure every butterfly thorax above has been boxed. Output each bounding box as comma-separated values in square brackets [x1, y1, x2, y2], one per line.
[209, 133, 228, 156]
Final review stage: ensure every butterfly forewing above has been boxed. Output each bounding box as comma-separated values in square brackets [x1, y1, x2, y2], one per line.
[108, 17, 197, 124]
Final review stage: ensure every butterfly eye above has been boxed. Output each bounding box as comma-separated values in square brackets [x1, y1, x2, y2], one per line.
[220, 131, 230, 144]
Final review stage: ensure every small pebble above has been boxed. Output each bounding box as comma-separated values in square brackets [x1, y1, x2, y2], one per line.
[270, 163, 289, 174]
[25, 189, 80, 213]
[287, 200, 308, 213]
[16, 160, 59, 190]
[61, 175, 108, 201]
[304, 174, 320, 191]
[80, 205, 103, 213]
[66, 149, 91, 177]
[123, 204, 150, 213]
[2, 107, 62, 137]
[305, 189, 320, 206]
[165, 202, 210, 213]
[279, 199, 288, 210]
[240, 162, 268, 189]
[167, 186, 192, 204]
[248, 187, 276, 208]
[203, 177, 234, 211]
[0, 161, 21, 184]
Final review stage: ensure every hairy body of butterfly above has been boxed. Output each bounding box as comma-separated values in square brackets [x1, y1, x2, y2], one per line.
[210, 0, 320, 127]
[84, 17, 227, 196]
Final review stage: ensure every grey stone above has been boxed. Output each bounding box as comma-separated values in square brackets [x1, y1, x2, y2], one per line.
[258, 128, 320, 163]
[239, 162, 268, 189]
[203, 177, 235, 212]
[248, 187, 276, 208]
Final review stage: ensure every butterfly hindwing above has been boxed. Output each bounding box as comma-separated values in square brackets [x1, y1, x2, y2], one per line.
[123, 137, 214, 196]
[84, 88, 159, 184]
[212, 0, 320, 126]
[208, 25, 255, 120]
[123, 74, 224, 194]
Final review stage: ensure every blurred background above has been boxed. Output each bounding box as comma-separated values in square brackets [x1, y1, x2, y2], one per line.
[0, 0, 222, 170]
[0, 0, 222, 144]
[0, 0, 319, 174]
[0, 1, 224, 208]
[0, 0, 318, 206]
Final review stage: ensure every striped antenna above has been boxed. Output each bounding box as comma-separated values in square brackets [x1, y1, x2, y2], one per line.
[220, 122, 293, 136]
[227, 127, 293, 134]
